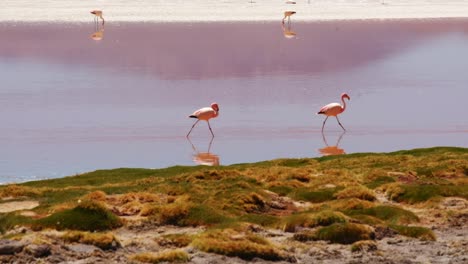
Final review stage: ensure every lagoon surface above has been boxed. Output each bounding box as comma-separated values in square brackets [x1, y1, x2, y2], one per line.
[0, 19, 467, 183]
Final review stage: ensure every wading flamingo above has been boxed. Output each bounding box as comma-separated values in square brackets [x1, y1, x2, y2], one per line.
[91, 10, 105, 25]
[282, 11, 296, 24]
[187, 103, 219, 137]
[317, 93, 350, 132]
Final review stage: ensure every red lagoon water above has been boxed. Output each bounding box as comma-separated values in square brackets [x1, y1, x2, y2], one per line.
[0, 20, 467, 182]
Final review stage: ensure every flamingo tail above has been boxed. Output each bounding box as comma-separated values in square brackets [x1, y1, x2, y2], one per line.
[189, 115, 197, 118]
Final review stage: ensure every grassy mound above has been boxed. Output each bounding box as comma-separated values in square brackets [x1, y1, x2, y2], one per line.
[62, 231, 120, 250]
[192, 229, 292, 261]
[390, 225, 436, 241]
[132, 249, 189, 263]
[313, 223, 375, 244]
[33, 200, 121, 231]
[282, 210, 348, 232]
[346, 205, 419, 225]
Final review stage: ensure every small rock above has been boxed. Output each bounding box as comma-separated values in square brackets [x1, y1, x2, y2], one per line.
[25, 244, 51, 258]
[0, 239, 25, 255]
[374, 226, 397, 240]
[387, 239, 403, 245]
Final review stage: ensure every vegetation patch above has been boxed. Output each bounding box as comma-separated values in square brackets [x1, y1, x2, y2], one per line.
[351, 240, 378, 252]
[334, 186, 376, 201]
[192, 229, 291, 261]
[132, 249, 189, 263]
[155, 234, 193, 248]
[62, 231, 119, 250]
[386, 184, 467, 204]
[390, 225, 436, 241]
[366, 176, 396, 189]
[282, 211, 348, 232]
[291, 187, 342, 203]
[0, 213, 32, 234]
[346, 205, 419, 225]
[33, 200, 122, 231]
[313, 223, 375, 244]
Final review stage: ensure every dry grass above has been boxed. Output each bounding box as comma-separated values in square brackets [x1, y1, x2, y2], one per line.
[192, 229, 292, 261]
[0, 185, 42, 198]
[313, 223, 375, 244]
[282, 211, 348, 232]
[334, 186, 376, 201]
[155, 234, 193, 248]
[83, 190, 107, 202]
[62, 231, 119, 250]
[351, 240, 378, 252]
[132, 249, 189, 263]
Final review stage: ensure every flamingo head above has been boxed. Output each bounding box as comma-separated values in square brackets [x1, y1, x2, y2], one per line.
[211, 103, 219, 112]
[341, 93, 350, 101]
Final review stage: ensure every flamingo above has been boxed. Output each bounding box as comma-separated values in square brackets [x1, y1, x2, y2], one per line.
[282, 11, 296, 24]
[187, 103, 219, 137]
[317, 93, 350, 132]
[91, 10, 105, 25]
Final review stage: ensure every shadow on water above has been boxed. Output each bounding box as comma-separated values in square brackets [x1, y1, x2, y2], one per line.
[188, 137, 220, 166]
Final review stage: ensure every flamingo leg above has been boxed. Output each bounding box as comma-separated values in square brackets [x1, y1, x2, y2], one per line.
[321, 116, 329, 132]
[207, 120, 215, 137]
[187, 120, 200, 137]
[336, 116, 346, 131]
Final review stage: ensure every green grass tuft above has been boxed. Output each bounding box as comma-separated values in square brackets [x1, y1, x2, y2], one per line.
[192, 229, 291, 261]
[346, 205, 419, 225]
[282, 210, 348, 232]
[390, 225, 436, 241]
[0, 213, 33, 234]
[388, 184, 467, 203]
[33, 200, 121, 231]
[313, 223, 375, 244]
[132, 249, 189, 263]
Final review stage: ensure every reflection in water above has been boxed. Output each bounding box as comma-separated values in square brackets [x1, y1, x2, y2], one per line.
[91, 28, 104, 40]
[281, 21, 297, 39]
[319, 132, 346, 156]
[188, 138, 220, 166]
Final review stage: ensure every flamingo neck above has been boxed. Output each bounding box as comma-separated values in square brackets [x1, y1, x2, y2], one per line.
[341, 96, 347, 112]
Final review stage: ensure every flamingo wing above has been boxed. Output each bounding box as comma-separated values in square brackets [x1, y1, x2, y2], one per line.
[191, 107, 216, 120]
[318, 103, 341, 114]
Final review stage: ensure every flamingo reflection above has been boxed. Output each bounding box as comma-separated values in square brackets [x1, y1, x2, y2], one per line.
[319, 132, 346, 156]
[188, 137, 220, 166]
[281, 20, 297, 39]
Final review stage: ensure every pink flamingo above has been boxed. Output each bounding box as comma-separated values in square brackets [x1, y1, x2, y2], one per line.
[317, 93, 350, 132]
[187, 103, 219, 137]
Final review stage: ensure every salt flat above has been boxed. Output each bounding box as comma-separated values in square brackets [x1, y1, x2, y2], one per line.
[1, 0, 467, 22]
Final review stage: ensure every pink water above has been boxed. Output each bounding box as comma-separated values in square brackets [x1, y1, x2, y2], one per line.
[0, 19, 467, 182]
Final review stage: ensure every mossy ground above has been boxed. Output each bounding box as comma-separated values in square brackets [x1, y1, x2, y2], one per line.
[0, 147, 466, 261]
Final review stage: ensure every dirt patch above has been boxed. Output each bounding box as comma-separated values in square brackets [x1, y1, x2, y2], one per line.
[0, 201, 39, 213]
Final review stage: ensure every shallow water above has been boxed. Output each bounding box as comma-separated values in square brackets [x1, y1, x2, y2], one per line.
[0, 20, 467, 183]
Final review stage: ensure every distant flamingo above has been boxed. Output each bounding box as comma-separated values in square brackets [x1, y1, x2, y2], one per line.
[187, 103, 219, 137]
[282, 11, 296, 24]
[91, 10, 105, 25]
[317, 93, 350, 132]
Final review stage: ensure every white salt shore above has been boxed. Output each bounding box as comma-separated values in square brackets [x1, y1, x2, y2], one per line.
[1, 0, 467, 23]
